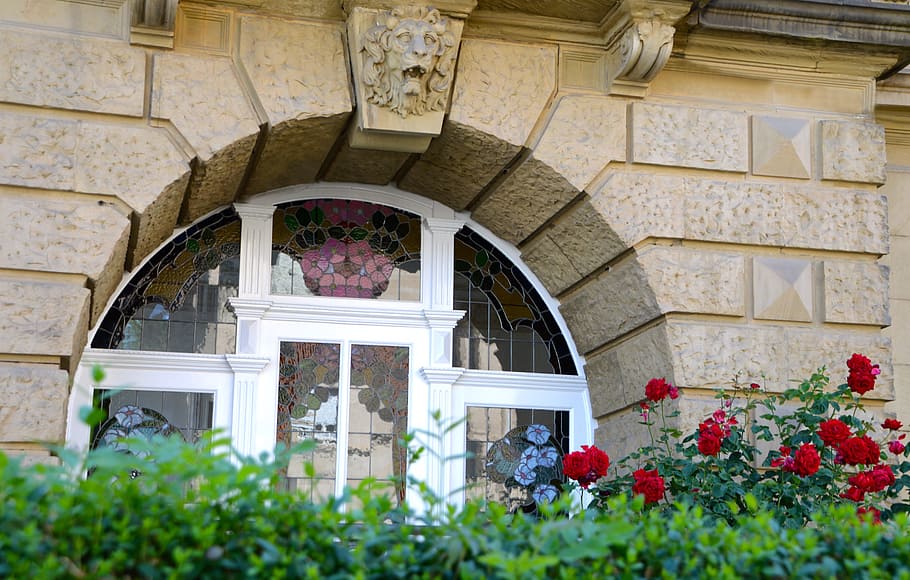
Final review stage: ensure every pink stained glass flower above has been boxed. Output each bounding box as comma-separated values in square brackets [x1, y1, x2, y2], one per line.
[300, 239, 394, 298]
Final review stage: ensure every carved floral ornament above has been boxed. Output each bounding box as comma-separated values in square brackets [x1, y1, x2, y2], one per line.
[360, 6, 457, 118]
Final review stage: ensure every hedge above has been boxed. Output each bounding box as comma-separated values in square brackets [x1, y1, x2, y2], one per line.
[2, 435, 910, 579]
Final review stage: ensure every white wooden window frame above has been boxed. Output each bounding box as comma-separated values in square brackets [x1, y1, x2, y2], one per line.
[66, 183, 594, 510]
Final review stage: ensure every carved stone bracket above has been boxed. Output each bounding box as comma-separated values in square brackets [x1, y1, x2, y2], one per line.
[604, 0, 691, 85]
[345, 2, 475, 153]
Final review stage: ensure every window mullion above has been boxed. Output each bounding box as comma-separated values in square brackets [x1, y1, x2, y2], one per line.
[335, 340, 353, 500]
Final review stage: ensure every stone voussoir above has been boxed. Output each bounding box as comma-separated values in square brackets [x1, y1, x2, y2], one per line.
[238, 15, 352, 194]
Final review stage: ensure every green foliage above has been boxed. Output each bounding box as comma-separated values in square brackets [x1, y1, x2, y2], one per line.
[3, 441, 910, 578]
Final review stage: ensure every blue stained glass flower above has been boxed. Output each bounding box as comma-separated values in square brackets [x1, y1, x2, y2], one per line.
[513, 463, 537, 486]
[115, 405, 145, 429]
[520, 445, 541, 469]
[525, 424, 550, 445]
[537, 446, 559, 468]
[532, 484, 559, 505]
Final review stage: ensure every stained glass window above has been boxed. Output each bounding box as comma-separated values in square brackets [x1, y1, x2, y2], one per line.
[454, 228, 575, 374]
[92, 390, 214, 451]
[92, 208, 241, 352]
[465, 407, 569, 514]
[279, 341, 341, 501]
[271, 199, 421, 300]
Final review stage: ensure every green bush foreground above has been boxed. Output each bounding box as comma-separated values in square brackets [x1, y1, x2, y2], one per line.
[2, 434, 910, 580]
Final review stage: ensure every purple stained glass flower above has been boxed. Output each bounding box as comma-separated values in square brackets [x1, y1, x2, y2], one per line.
[525, 424, 550, 445]
[300, 239, 394, 298]
[513, 463, 537, 486]
[520, 445, 541, 470]
[531, 484, 559, 505]
[537, 446, 559, 468]
[114, 405, 145, 429]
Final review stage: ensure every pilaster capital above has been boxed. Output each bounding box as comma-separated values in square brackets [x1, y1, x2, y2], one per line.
[233, 203, 276, 222]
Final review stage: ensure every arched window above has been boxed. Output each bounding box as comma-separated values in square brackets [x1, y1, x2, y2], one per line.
[69, 185, 593, 512]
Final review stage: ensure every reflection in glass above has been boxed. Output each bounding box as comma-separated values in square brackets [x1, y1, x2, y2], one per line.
[278, 341, 341, 501]
[92, 389, 215, 450]
[348, 344, 410, 505]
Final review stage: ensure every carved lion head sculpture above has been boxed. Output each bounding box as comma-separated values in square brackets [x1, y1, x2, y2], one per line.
[361, 6, 457, 118]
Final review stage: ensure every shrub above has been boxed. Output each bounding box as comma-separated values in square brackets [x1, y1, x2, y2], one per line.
[568, 355, 910, 528]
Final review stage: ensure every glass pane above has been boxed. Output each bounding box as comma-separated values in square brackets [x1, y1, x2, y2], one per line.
[348, 344, 409, 505]
[93, 207, 241, 351]
[465, 406, 569, 514]
[278, 342, 341, 501]
[271, 199, 421, 300]
[92, 389, 215, 450]
[454, 228, 577, 375]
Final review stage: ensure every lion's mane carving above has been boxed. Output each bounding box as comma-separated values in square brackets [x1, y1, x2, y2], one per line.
[361, 6, 457, 118]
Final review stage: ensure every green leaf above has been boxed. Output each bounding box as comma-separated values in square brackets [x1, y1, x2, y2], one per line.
[284, 214, 300, 232]
[186, 238, 200, 254]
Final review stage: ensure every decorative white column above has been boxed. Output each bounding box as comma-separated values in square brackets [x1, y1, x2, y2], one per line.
[423, 216, 465, 310]
[226, 355, 270, 459]
[420, 367, 465, 511]
[234, 203, 275, 298]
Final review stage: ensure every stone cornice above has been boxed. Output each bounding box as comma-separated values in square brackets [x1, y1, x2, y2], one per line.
[689, 0, 910, 79]
[342, 0, 477, 19]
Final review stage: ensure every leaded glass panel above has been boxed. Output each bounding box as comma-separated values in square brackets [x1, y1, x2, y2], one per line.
[348, 344, 409, 505]
[454, 228, 575, 374]
[271, 199, 421, 300]
[278, 341, 341, 501]
[93, 208, 241, 352]
[465, 407, 569, 514]
[92, 389, 214, 451]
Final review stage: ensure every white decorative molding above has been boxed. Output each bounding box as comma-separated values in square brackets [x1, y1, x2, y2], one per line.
[234, 203, 274, 298]
[424, 216, 466, 309]
[225, 354, 270, 457]
[346, 4, 468, 153]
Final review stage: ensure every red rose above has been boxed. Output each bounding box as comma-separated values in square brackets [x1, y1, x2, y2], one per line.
[889, 440, 906, 455]
[848, 471, 875, 491]
[645, 378, 673, 402]
[632, 468, 665, 504]
[818, 419, 852, 449]
[839, 435, 880, 466]
[771, 445, 794, 470]
[846, 354, 879, 395]
[869, 464, 895, 492]
[563, 451, 592, 487]
[582, 445, 610, 479]
[793, 443, 820, 477]
[840, 486, 865, 503]
[882, 418, 903, 431]
[698, 433, 722, 456]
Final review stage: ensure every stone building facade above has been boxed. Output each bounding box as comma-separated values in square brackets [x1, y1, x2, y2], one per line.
[1, 0, 910, 481]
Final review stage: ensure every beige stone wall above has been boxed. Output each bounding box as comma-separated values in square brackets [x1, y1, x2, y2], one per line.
[0, 3, 901, 462]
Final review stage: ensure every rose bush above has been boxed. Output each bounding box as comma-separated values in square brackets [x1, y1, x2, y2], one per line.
[563, 355, 910, 528]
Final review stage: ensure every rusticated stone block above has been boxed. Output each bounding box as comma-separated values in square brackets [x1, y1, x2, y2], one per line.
[400, 121, 519, 209]
[824, 261, 890, 326]
[662, 321, 893, 399]
[561, 246, 744, 353]
[151, 52, 260, 219]
[0, 113, 77, 190]
[449, 39, 557, 147]
[0, 28, 144, 116]
[631, 103, 748, 172]
[0, 363, 70, 442]
[238, 16, 352, 193]
[0, 278, 89, 359]
[533, 95, 626, 191]
[471, 159, 579, 245]
[592, 408, 651, 467]
[820, 120, 886, 184]
[74, 122, 190, 266]
[0, 189, 130, 324]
